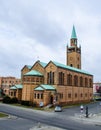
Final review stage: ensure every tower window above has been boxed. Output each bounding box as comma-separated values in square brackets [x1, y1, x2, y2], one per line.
[77, 64, 79, 69]
[70, 64, 73, 67]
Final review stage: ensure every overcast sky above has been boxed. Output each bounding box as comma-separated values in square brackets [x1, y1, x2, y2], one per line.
[0, 0, 101, 82]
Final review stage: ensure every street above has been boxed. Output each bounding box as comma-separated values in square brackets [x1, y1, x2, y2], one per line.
[0, 102, 101, 130]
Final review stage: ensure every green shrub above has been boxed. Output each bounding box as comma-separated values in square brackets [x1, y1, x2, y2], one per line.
[11, 97, 18, 103]
[2, 96, 11, 104]
[21, 100, 30, 106]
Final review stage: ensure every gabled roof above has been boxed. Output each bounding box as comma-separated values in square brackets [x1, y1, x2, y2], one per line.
[21, 65, 32, 71]
[24, 70, 43, 76]
[34, 84, 56, 91]
[52, 61, 92, 76]
[26, 65, 32, 69]
[71, 25, 77, 39]
[34, 86, 44, 91]
[30, 60, 47, 70]
[10, 84, 23, 90]
[39, 61, 47, 67]
[10, 86, 17, 90]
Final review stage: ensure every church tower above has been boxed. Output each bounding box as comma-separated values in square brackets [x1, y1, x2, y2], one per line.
[66, 26, 81, 69]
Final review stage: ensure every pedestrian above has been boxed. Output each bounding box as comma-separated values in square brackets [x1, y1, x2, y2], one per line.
[80, 105, 84, 113]
[85, 106, 88, 118]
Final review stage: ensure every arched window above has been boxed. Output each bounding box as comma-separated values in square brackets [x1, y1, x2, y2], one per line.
[75, 93, 77, 98]
[80, 76, 83, 87]
[34, 93, 36, 99]
[37, 93, 39, 99]
[58, 72, 64, 85]
[89, 79, 92, 87]
[85, 78, 88, 87]
[74, 75, 78, 86]
[70, 64, 73, 67]
[40, 93, 43, 99]
[77, 64, 79, 69]
[47, 71, 54, 85]
[81, 93, 83, 97]
[31, 77, 35, 82]
[67, 74, 72, 86]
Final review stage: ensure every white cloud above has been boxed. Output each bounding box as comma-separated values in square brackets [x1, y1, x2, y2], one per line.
[0, 0, 101, 82]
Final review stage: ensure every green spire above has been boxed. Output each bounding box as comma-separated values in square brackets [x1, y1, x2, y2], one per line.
[71, 25, 77, 39]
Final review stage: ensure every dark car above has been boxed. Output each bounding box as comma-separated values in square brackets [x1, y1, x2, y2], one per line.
[54, 105, 62, 112]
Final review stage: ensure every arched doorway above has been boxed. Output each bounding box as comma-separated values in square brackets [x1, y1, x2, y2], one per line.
[50, 95, 53, 104]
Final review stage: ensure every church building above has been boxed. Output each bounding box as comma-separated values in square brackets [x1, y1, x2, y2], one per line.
[20, 26, 93, 106]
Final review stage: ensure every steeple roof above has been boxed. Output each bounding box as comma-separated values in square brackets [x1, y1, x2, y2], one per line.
[71, 25, 77, 39]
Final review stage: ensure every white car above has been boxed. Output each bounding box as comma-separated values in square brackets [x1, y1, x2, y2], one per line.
[54, 105, 62, 112]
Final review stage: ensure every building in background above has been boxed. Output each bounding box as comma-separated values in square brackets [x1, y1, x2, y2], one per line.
[0, 76, 21, 96]
[93, 83, 101, 100]
[93, 83, 101, 93]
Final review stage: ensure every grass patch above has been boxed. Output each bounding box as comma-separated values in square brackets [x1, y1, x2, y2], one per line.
[0, 112, 8, 118]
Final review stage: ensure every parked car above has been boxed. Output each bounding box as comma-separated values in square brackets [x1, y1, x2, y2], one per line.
[54, 105, 62, 112]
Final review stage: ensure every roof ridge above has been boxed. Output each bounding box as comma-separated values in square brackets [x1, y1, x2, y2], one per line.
[52, 61, 92, 75]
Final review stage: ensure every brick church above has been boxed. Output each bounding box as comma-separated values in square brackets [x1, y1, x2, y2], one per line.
[10, 26, 93, 106]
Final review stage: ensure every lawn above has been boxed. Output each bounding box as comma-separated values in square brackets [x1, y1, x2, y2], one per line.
[0, 112, 8, 118]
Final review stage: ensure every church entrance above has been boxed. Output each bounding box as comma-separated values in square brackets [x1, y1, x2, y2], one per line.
[50, 95, 53, 104]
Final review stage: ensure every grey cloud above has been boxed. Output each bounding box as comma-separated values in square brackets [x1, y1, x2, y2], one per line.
[0, 0, 65, 48]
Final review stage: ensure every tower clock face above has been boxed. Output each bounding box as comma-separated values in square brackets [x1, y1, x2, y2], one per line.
[70, 57, 73, 61]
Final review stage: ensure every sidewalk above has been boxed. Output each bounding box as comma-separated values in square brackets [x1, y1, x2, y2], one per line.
[73, 112, 101, 124]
